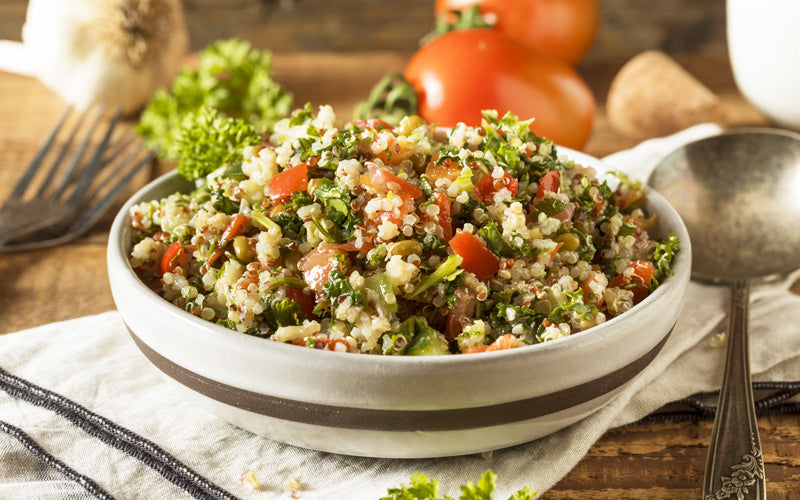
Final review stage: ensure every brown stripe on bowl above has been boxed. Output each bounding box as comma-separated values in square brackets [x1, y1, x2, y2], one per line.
[126, 324, 673, 432]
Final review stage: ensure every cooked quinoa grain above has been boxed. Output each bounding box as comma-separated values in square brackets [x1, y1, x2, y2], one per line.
[129, 106, 680, 355]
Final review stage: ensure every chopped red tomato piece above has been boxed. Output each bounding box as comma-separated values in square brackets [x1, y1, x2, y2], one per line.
[609, 260, 654, 303]
[269, 163, 309, 202]
[462, 345, 490, 354]
[353, 118, 394, 131]
[370, 167, 423, 199]
[297, 243, 346, 292]
[474, 171, 519, 203]
[420, 191, 453, 240]
[424, 157, 462, 184]
[462, 334, 521, 354]
[434, 191, 453, 240]
[285, 285, 318, 320]
[160, 241, 191, 275]
[578, 275, 603, 307]
[535, 170, 561, 199]
[448, 230, 500, 281]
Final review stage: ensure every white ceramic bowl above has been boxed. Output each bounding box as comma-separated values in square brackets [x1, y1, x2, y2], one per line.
[107, 149, 691, 458]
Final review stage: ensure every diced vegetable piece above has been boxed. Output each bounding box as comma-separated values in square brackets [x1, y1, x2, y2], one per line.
[371, 167, 423, 199]
[353, 118, 394, 131]
[463, 333, 520, 354]
[297, 243, 346, 292]
[433, 191, 453, 240]
[609, 260, 655, 303]
[284, 285, 317, 320]
[399, 316, 451, 356]
[269, 163, 309, 201]
[406, 254, 463, 299]
[425, 157, 462, 184]
[160, 241, 189, 275]
[477, 221, 513, 257]
[250, 209, 281, 231]
[445, 286, 477, 339]
[448, 230, 500, 281]
[364, 272, 398, 314]
[474, 170, 518, 203]
[205, 214, 250, 269]
[535, 170, 561, 199]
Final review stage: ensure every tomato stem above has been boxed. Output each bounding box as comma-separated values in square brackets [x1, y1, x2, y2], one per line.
[421, 5, 492, 45]
[352, 73, 418, 126]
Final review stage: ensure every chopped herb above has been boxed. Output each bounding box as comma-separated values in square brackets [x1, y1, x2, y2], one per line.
[418, 233, 448, 256]
[271, 297, 302, 327]
[651, 233, 681, 288]
[323, 268, 363, 307]
[618, 223, 636, 237]
[381, 469, 537, 500]
[549, 289, 597, 324]
[211, 189, 239, 215]
[477, 221, 513, 258]
[535, 197, 570, 217]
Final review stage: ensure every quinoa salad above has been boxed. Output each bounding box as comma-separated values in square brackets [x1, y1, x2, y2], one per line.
[128, 105, 679, 355]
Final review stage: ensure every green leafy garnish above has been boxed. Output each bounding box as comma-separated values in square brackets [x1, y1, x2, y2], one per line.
[323, 267, 363, 307]
[312, 178, 361, 241]
[137, 38, 292, 165]
[271, 297, 302, 327]
[172, 106, 260, 181]
[534, 197, 570, 217]
[651, 233, 681, 288]
[381, 470, 537, 500]
[477, 221, 513, 258]
[548, 289, 597, 325]
[617, 223, 636, 237]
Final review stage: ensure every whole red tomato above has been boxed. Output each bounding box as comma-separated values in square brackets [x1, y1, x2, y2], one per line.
[403, 29, 595, 150]
[435, 0, 599, 66]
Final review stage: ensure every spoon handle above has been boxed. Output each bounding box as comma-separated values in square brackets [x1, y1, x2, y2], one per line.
[702, 280, 765, 499]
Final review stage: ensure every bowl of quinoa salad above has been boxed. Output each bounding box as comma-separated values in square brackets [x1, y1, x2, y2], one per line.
[108, 105, 691, 457]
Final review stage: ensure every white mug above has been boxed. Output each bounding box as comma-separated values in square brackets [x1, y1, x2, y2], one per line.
[727, 0, 800, 130]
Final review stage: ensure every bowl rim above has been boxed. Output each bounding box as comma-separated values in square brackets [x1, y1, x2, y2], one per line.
[108, 148, 691, 367]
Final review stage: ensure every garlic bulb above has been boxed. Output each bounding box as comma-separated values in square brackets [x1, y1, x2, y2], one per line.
[0, 0, 189, 115]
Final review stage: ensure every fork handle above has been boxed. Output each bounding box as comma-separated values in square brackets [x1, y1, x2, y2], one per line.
[702, 280, 765, 499]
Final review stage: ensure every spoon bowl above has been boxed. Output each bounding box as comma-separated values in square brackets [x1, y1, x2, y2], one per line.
[649, 127, 800, 499]
[649, 128, 800, 281]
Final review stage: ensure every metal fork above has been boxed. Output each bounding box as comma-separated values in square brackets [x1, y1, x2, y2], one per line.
[0, 106, 155, 252]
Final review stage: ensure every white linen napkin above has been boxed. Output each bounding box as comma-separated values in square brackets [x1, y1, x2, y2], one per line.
[2, 123, 800, 500]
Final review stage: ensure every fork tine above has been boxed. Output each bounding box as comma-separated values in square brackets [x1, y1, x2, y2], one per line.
[71, 146, 155, 235]
[82, 131, 141, 202]
[34, 107, 90, 198]
[64, 107, 122, 206]
[51, 106, 108, 201]
[4, 106, 72, 202]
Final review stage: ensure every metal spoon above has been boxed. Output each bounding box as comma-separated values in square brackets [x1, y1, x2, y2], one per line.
[648, 128, 800, 500]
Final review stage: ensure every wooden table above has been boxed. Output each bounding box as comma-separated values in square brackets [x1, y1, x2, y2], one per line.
[1, 51, 798, 499]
